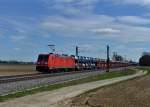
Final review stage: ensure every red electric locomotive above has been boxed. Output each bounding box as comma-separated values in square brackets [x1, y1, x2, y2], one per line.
[36, 53, 75, 72]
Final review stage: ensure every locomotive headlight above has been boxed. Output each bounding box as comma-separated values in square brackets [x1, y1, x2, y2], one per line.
[37, 62, 40, 64]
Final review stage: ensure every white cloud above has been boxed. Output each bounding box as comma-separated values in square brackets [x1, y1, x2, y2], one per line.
[45, 0, 150, 8]
[117, 16, 150, 25]
[43, 0, 99, 5]
[91, 28, 120, 33]
[41, 22, 66, 28]
[13, 47, 21, 51]
[112, 0, 150, 6]
[0, 31, 3, 37]
[124, 0, 150, 5]
[11, 35, 27, 42]
[42, 0, 99, 16]
[41, 15, 116, 36]
[40, 15, 150, 43]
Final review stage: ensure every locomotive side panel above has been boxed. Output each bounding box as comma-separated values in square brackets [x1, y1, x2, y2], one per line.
[48, 54, 75, 71]
[36, 54, 76, 72]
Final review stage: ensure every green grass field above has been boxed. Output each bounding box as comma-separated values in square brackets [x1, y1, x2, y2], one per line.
[136, 66, 150, 74]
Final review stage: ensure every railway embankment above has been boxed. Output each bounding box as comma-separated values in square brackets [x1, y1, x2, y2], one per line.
[0, 68, 147, 107]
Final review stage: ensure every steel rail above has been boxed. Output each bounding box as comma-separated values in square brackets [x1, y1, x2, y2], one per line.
[0, 67, 128, 84]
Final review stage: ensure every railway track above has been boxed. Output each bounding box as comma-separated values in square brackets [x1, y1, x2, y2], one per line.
[0, 67, 128, 95]
[0, 69, 105, 84]
[0, 67, 126, 84]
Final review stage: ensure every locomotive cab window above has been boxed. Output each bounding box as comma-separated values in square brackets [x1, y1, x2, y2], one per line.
[38, 55, 49, 61]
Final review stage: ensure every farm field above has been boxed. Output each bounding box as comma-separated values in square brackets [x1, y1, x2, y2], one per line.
[63, 72, 150, 107]
[0, 64, 37, 76]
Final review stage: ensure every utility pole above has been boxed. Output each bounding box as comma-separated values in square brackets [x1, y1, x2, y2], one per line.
[76, 46, 79, 57]
[124, 55, 127, 71]
[106, 45, 110, 72]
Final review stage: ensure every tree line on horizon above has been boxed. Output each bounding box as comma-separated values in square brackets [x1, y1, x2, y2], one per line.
[139, 53, 150, 66]
[0, 60, 34, 64]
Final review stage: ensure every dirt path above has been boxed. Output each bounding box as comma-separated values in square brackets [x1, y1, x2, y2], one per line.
[0, 71, 146, 107]
[63, 74, 150, 107]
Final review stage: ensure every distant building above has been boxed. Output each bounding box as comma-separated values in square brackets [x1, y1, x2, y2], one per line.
[112, 52, 124, 61]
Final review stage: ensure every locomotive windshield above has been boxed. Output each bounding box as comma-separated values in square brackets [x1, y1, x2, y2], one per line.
[37, 55, 48, 61]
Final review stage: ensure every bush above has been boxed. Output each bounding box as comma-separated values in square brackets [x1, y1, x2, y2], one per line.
[139, 55, 150, 66]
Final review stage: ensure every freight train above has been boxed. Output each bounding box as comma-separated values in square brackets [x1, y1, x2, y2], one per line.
[36, 53, 129, 72]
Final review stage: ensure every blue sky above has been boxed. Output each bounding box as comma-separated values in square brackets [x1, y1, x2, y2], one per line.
[0, 0, 150, 62]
